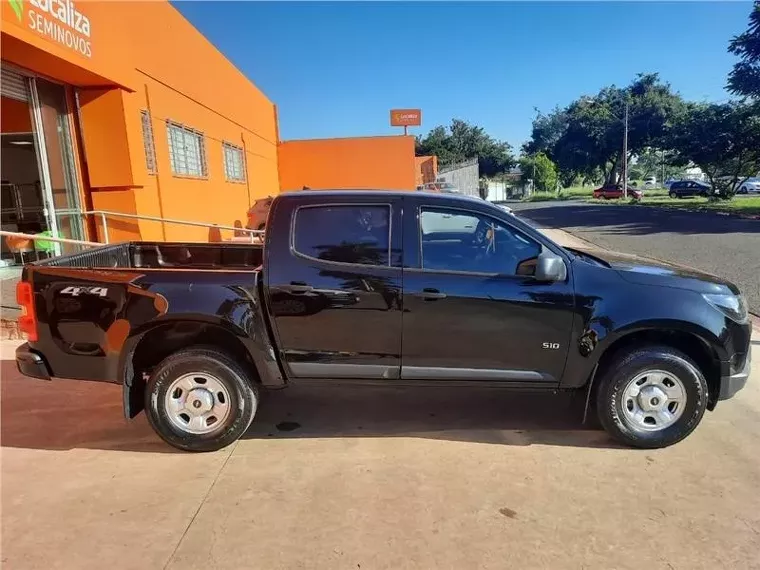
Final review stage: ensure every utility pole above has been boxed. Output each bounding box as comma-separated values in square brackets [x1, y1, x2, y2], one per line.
[532, 156, 536, 195]
[622, 100, 629, 199]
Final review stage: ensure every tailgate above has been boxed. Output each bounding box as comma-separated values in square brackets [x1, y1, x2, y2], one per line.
[24, 264, 166, 382]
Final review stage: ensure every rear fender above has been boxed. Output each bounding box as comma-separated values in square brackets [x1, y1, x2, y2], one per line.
[121, 313, 286, 420]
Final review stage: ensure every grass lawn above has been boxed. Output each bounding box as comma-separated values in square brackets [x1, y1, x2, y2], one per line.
[585, 195, 760, 217]
[522, 186, 593, 202]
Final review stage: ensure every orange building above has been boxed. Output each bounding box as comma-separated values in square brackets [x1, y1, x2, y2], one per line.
[1, 0, 423, 261]
[1, 0, 278, 249]
[279, 135, 417, 192]
[415, 155, 438, 187]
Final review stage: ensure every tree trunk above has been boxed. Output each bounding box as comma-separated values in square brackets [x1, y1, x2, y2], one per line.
[606, 154, 620, 185]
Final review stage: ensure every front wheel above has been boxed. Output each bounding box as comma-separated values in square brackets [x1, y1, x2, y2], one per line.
[596, 345, 707, 448]
[669, 191, 677, 199]
[145, 348, 258, 452]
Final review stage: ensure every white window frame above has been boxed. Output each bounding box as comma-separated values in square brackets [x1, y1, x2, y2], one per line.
[222, 142, 246, 183]
[140, 110, 157, 175]
[166, 120, 207, 178]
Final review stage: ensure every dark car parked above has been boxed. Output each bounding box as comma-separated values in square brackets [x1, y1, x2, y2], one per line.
[593, 184, 643, 200]
[668, 180, 712, 198]
[15, 191, 751, 452]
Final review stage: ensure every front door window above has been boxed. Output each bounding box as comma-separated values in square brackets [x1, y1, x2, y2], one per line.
[419, 208, 542, 276]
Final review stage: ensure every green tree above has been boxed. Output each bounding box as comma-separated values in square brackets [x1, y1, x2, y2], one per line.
[526, 74, 684, 185]
[415, 119, 515, 177]
[728, 2, 760, 99]
[669, 101, 760, 198]
[522, 106, 568, 162]
[634, 147, 686, 181]
[519, 152, 558, 193]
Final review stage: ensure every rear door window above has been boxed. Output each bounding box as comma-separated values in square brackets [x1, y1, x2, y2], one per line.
[293, 205, 391, 266]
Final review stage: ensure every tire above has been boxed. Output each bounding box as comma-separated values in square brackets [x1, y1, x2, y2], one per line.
[145, 348, 258, 452]
[669, 191, 677, 199]
[739, 187, 747, 195]
[596, 345, 708, 449]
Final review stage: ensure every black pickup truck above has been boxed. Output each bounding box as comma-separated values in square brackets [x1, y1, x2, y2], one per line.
[15, 191, 751, 451]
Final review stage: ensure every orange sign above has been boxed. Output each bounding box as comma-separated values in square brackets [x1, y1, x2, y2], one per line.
[390, 109, 422, 127]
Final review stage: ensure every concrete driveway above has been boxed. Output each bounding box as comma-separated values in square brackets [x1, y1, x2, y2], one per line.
[511, 200, 760, 314]
[2, 327, 760, 569]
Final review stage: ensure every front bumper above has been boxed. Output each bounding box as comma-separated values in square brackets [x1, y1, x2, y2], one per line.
[16, 343, 52, 381]
[719, 345, 751, 401]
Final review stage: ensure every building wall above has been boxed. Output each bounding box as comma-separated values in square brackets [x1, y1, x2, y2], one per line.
[437, 159, 480, 197]
[278, 136, 417, 192]
[2, 0, 280, 243]
[415, 156, 438, 187]
[1, 97, 32, 133]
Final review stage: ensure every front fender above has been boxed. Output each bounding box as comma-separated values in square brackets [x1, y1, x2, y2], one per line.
[561, 282, 729, 388]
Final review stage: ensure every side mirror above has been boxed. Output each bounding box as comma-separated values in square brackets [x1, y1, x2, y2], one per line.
[534, 251, 567, 282]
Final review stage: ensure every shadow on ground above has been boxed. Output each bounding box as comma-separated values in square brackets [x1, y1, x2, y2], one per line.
[1, 359, 617, 453]
[513, 204, 760, 236]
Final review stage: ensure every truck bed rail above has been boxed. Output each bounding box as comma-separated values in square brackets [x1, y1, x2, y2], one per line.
[33, 242, 263, 270]
[36, 243, 133, 268]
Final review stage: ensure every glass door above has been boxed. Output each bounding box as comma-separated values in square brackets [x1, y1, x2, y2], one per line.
[1, 65, 50, 264]
[30, 77, 85, 254]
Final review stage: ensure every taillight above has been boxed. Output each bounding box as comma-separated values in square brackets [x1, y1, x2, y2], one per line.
[16, 281, 38, 342]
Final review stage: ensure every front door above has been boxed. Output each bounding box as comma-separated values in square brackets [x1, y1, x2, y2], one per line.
[401, 202, 575, 384]
[265, 198, 404, 380]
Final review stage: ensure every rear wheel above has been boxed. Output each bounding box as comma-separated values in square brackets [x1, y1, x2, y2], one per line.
[739, 186, 748, 194]
[669, 191, 677, 199]
[596, 345, 707, 448]
[145, 348, 258, 452]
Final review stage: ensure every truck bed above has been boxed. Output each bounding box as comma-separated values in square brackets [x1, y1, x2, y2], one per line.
[36, 242, 263, 270]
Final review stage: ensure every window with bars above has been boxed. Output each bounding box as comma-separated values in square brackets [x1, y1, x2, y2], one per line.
[223, 142, 246, 182]
[140, 110, 157, 174]
[166, 120, 207, 177]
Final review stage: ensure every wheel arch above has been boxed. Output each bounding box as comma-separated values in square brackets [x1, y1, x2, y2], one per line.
[121, 318, 262, 419]
[591, 326, 722, 410]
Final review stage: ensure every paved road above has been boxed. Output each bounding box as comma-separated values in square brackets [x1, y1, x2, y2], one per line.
[2, 335, 760, 569]
[511, 200, 760, 314]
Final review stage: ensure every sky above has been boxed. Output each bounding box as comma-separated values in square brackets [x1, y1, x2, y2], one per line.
[174, 1, 753, 148]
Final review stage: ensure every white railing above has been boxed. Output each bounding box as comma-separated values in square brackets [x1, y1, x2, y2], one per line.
[0, 230, 100, 264]
[57, 210, 264, 244]
[0, 230, 101, 247]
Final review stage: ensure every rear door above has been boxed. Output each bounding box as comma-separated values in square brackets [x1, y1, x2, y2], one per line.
[265, 195, 404, 380]
[400, 198, 575, 384]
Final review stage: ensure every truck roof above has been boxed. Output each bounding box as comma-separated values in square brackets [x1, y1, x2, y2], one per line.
[278, 189, 485, 205]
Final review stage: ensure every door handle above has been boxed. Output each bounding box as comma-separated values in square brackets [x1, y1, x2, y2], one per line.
[286, 282, 314, 293]
[419, 288, 447, 300]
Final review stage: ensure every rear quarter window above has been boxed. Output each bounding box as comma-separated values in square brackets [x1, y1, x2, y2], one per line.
[293, 204, 391, 266]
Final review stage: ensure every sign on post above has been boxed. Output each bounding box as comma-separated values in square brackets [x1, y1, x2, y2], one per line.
[390, 109, 421, 135]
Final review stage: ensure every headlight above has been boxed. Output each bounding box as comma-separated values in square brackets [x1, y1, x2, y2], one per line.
[702, 293, 749, 323]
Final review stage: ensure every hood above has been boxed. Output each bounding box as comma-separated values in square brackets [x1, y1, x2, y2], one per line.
[568, 247, 739, 295]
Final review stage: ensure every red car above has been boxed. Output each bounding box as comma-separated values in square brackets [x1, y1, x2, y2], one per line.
[593, 184, 643, 200]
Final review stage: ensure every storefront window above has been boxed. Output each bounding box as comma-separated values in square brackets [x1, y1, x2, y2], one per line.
[34, 78, 85, 246]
